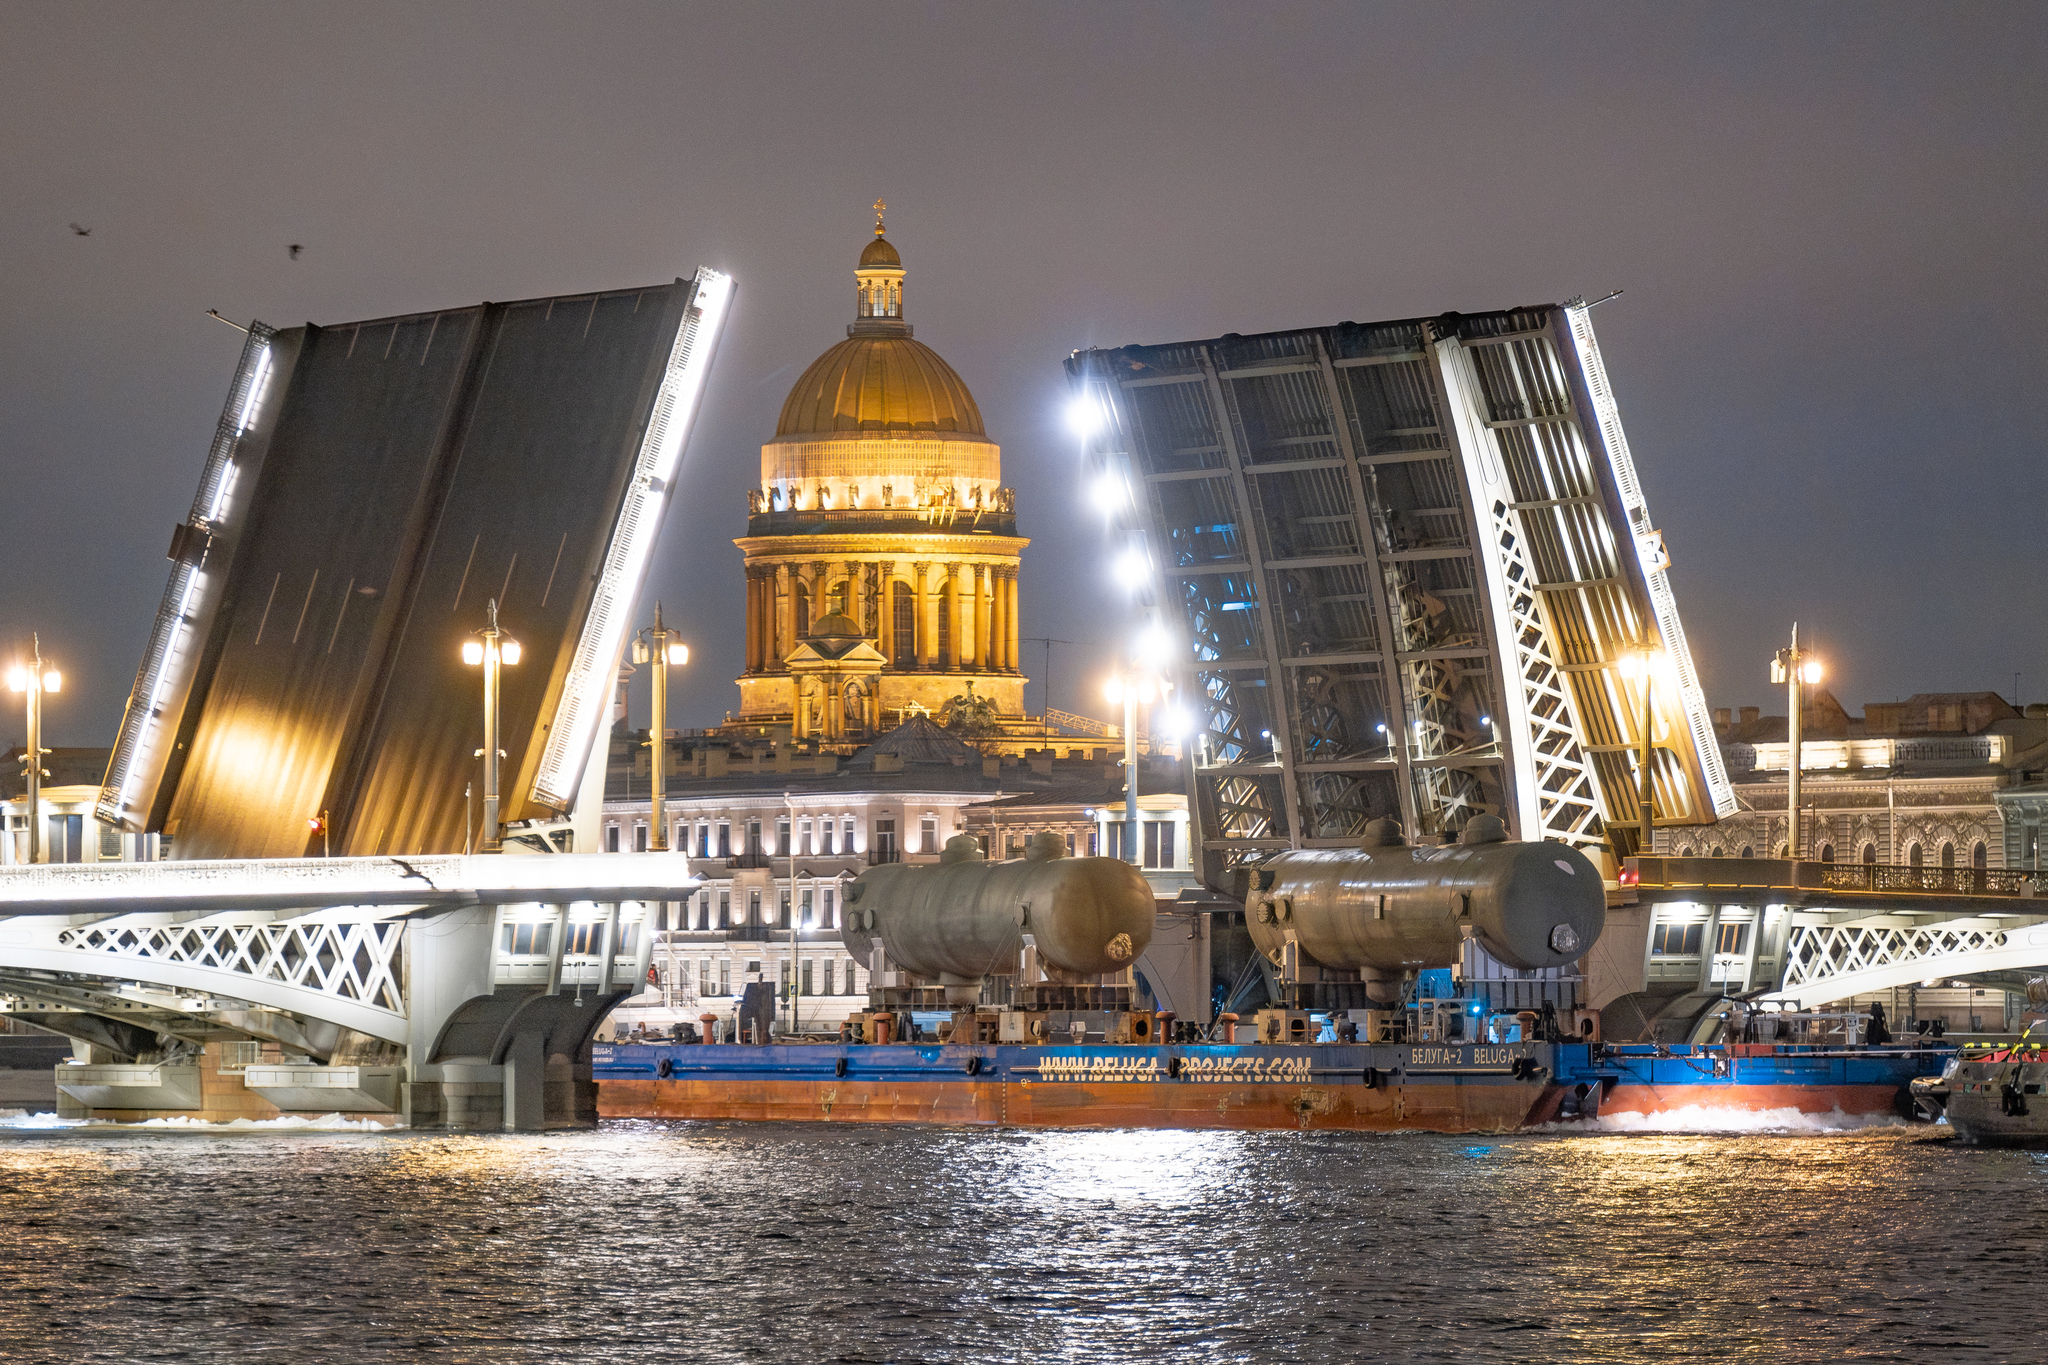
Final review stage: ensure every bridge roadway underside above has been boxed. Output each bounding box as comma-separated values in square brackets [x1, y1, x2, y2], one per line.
[0, 854, 689, 1130]
[1625, 880, 2048, 1007]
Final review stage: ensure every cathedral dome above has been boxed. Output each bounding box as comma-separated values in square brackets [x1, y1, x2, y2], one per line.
[774, 335, 985, 437]
[773, 221, 985, 438]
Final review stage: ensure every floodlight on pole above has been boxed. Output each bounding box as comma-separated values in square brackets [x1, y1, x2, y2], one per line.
[1104, 651, 1173, 866]
[462, 599, 519, 854]
[8, 635, 58, 864]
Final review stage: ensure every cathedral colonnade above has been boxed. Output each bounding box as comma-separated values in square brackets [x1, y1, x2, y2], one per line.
[745, 556, 1021, 676]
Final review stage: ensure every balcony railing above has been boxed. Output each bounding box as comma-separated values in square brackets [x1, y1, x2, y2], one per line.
[868, 847, 901, 865]
[1629, 856, 2032, 898]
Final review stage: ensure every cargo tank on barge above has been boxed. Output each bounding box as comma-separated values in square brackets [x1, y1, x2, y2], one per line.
[597, 820, 1951, 1131]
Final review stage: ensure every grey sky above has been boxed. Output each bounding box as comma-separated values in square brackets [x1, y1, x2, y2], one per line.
[3, 1, 2043, 751]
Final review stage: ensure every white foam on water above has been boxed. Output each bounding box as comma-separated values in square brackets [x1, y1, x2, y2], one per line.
[135, 1113, 398, 1131]
[1, 1110, 397, 1132]
[1554, 1103, 1906, 1135]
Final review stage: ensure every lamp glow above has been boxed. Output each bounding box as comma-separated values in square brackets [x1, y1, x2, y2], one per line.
[461, 640, 485, 666]
[1104, 677, 1125, 705]
[42, 670, 60, 693]
[5, 666, 24, 693]
[499, 640, 522, 667]
[1111, 549, 1149, 589]
[666, 643, 689, 666]
[1800, 660, 1823, 685]
[1090, 472, 1126, 514]
[1066, 396, 1103, 438]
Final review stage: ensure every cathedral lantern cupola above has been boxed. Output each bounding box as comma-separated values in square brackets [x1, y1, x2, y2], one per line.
[854, 200, 907, 333]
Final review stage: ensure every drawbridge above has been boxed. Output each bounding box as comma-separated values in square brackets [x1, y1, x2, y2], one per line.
[1068, 302, 1735, 886]
[3, 269, 731, 1128]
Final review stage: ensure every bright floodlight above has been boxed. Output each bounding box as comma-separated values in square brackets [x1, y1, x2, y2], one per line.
[1066, 396, 1103, 438]
[1111, 549, 1149, 589]
[5, 665, 25, 693]
[1161, 706, 1194, 738]
[1134, 625, 1171, 669]
[500, 640, 522, 667]
[666, 643, 689, 666]
[1799, 660, 1823, 684]
[1089, 472, 1126, 515]
[41, 670, 60, 693]
[461, 640, 485, 666]
[1136, 677, 1157, 705]
[1104, 677, 1125, 705]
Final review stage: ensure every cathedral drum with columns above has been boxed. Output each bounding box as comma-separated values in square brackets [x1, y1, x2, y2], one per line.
[734, 212, 1026, 744]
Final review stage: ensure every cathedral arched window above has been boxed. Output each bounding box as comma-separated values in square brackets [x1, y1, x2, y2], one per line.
[1740, 845, 1754, 859]
[1711, 846, 1724, 858]
[1973, 840, 1987, 870]
[1818, 843, 1834, 863]
[1908, 842, 1923, 867]
[1862, 842, 1876, 865]
[1940, 841, 1955, 869]
[794, 582, 810, 639]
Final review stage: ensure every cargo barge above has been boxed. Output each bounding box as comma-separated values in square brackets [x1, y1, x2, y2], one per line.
[595, 1038, 1948, 1131]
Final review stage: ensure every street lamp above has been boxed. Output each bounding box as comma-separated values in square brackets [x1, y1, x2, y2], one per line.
[7, 636, 60, 864]
[1770, 626, 1823, 860]
[461, 599, 520, 853]
[1618, 644, 1664, 857]
[1104, 662, 1171, 865]
[630, 602, 689, 853]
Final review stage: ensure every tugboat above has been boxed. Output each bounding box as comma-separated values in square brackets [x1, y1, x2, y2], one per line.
[1912, 1026, 2048, 1145]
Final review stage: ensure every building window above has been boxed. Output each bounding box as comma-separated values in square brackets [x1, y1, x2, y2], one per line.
[801, 959, 815, 995]
[635, 823, 648, 853]
[823, 887, 836, 928]
[921, 815, 938, 852]
[719, 960, 731, 995]
[747, 890, 761, 925]
[842, 817, 855, 850]
[823, 960, 836, 995]
[1650, 923, 1705, 956]
[1973, 840, 1987, 870]
[893, 583, 917, 669]
[747, 820, 762, 857]
[97, 824, 122, 860]
[697, 892, 711, 930]
[1145, 821, 1176, 869]
[1909, 842, 1923, 867]
[779, 889, 792, 926]
[718, 891, 731, 928]
[875, 817, 896, 860]
[938, 584, 953, 665]
[820, 820, 835, 855]
[1940, 841, 1955, 869]
[1710, 846, 1724, 858]
[697, 824, 709, 858]
[1817, 843, 1833, 863]
[606, 824, 621, 853]
[776, 817, 791, 857]
[794, 582, 810, 640]
[717, 823, 731, 858]
[800, 888, 814, 926]
[500, 922, 552, 956]
[799, 819, 812, 855]
[700, 959, 715, 996]
[1715, 923, 1749, 956]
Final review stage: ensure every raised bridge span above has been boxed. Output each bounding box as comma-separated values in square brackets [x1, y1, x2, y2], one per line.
[0, 855, 697, 1129]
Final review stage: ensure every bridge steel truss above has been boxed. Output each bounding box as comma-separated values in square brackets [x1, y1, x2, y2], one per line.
[1070, 304, 1732, 886]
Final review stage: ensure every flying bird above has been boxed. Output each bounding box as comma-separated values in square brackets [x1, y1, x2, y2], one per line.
[388, 857, 437, 889]
[288, 243, 303, 259]
[68, 223, 90, 236]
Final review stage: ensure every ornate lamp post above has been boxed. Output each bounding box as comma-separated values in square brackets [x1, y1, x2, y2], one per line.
[1619, 643, 1664, 856]
[7, 637, 60, 864]
[1770, 627, 1823, 859]
[461, 600, 520, 854]
[631, 603, 688, 852]
[1103, 650, 1172, 866]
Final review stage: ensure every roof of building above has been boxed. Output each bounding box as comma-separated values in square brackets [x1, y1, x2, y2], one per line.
[0, 747, 109, 801]
[967, 764, 1186, 812]
[859, 235, 901, 269]
[844, 714, 981, 768]
[773, 334, 986, 438]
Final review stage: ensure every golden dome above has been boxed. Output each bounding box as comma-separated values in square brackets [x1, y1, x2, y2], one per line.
[860, 235, 901, 268]
[775, 335, 985, 437]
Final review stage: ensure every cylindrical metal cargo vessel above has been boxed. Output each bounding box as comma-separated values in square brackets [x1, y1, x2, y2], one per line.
[846, 837, 1155, 982]
[1248, 821, 1604, 974]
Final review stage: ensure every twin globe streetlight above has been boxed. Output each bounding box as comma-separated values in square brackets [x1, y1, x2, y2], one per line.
[461, 599, 521, 853]
[7, 636, 61, 864]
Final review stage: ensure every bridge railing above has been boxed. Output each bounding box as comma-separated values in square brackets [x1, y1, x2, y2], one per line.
[1630, 856, 2037, 898]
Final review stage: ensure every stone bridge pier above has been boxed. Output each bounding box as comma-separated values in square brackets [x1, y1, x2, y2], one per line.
[0, 855, 694, 1131]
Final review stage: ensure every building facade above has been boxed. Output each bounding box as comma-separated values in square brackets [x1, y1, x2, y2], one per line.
[1652, 692, 2048, 868]
[730, 214, 1032, 746]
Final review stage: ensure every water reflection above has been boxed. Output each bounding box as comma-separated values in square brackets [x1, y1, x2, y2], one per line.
[0, 1123, 2041, 1362]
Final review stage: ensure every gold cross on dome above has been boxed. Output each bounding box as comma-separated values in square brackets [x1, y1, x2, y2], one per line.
[873, 199, 886, 235]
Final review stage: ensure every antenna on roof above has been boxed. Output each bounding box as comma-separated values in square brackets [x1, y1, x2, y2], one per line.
[1584, 289, 1625, 309]
[205, 309, 249, 333]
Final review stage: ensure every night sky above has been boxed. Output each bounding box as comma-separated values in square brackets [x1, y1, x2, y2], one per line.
[4, 2, 2043, 755]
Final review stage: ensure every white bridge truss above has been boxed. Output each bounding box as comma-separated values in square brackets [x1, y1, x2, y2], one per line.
[0, 854, 697, 1050]
[1771, 914, 2048, 1007]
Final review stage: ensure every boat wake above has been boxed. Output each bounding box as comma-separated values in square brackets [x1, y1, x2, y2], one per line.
[1552, 1104, 1907, 1135]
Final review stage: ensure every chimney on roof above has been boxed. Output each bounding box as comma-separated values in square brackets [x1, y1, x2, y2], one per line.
[1713, 707, 1731, 732]
[1739, 706, 1760, 727]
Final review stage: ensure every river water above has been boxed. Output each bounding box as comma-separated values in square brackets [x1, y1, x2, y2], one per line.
[1, 1115, 2044, 1364]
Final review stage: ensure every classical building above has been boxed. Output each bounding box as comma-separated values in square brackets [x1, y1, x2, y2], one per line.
[1651, 692, 2048, 868]
[2, 747, 159, 864]
[730, 212, 1030, 745]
